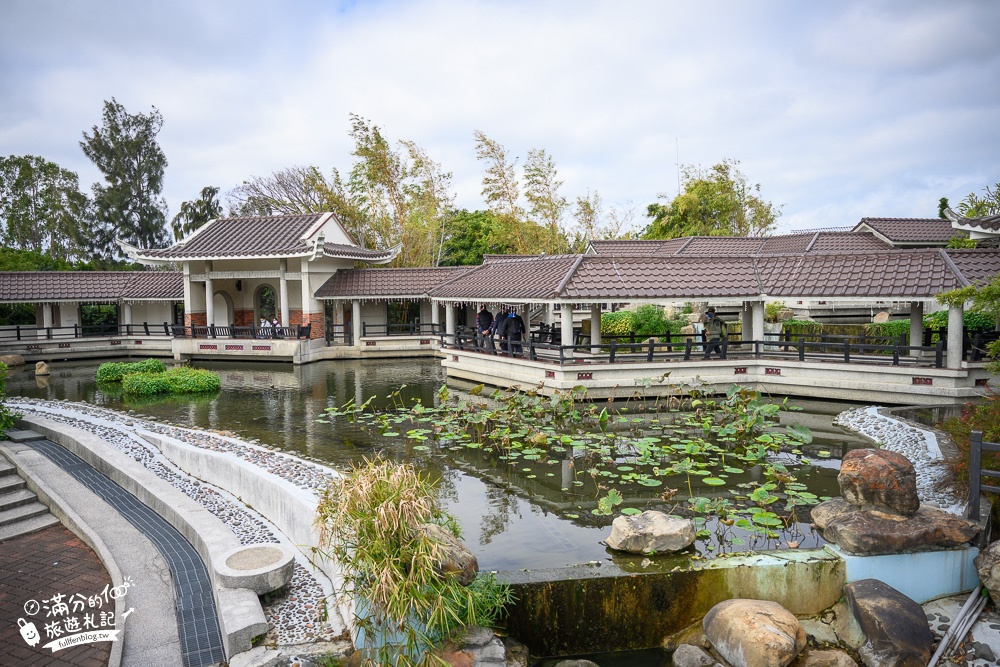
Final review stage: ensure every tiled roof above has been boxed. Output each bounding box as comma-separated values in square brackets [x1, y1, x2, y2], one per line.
[430, 255, 583, 300]
[315, 267, 473, 298]
[854, 218, 960, 244]
[0, 272, 182, 302]
[965, 214, 1000, 233]
[587, 238, 690, 256]
[322, 243, 400, 262]
[758, 251, 958, 297]
[945, 249, 1000, 286]
[806, 232, 892, 253]
[139, 214, 325, 259]
[758, 234, 814, 254]
[675, 237, 767, 256]
[563, 256, 760, 299]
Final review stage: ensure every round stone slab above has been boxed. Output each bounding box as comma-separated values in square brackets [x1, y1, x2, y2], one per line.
[215, 543, 295, 594]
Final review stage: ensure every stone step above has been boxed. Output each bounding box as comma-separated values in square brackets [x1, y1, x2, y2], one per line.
[0, 488, 37, 513]
[0, 474, 26, 494]
[0, 513, 59, 542]
[0, 501, 49, 527]
[0, 458, 15, 477]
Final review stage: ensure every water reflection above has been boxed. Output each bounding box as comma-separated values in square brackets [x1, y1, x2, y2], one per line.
[4, 359, 870, 569]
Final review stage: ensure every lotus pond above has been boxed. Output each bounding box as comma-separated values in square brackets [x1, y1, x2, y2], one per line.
[5, 358, 870, 570]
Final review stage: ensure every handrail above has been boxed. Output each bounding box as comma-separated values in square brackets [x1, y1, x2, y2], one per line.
[361, 322, 441, 337]
[968, 430, 1000, 522]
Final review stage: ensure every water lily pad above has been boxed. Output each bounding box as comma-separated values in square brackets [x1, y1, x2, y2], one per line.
[703, 477, 726, 486]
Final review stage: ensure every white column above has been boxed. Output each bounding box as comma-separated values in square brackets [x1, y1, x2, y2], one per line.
[352, 299, 362, 345]
[122, 302, 133, 326]
[909, 302, 924, 354]
[431, 301, 440, 331]
[445, 303, 456, 337]
[741, 302, 752, 344]
[279, 259, 290, 328]
[547, 303, 556, 327]
[523, 304, 533, 336]
[947, 304, 964, 369]
[205, 278, 214, 326]
[590, 304, 602, 354]
[561, 302, 574, 348]
[42, 303, 53, 328]
[752, 301, 765, 346]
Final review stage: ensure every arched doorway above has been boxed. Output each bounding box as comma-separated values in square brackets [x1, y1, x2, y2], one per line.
[212, 291, 233, 327]
[255, 284, 277, 323]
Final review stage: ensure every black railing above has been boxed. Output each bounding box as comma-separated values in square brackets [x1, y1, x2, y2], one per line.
[968, 430, 1000, 522]
[361, 322, 441, 337]
[440, 330, 952, 368]
[326, 323, 352, 346]
[168, 324, 312, 340]
[0, 323, 168, 341]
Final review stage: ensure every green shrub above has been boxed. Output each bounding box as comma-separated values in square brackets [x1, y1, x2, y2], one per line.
[95, 358, 167, 383]
[0, 362, 22, 431]
[764, 301, 786, 323]
[924, 310, 995, 333]
[601, 311, 633, 337]
[121, 367, 220, 397]
[782, 320, 823, 340]
[864, 319, 912, 339]
[633, 304, 668, 338]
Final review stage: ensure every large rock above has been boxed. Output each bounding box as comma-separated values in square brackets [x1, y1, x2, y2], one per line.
[703, 599, 807, 667]
[844, 579, 932, 667]
[974, 540, 1000, 604]
[34, 360, 49, 376]
[811, 500, 979, 555]
[838, 449, 919, 516]
[0, 354, 24, 367]
[673, 643, 717, 667]
[791, 650, 858, 667]
[605, 511, 696, 554]
[419, 523, 479, 585]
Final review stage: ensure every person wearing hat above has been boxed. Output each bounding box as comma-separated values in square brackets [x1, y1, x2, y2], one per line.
[702, 307, 727, 359]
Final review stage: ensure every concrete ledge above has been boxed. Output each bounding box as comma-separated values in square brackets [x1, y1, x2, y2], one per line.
[829, 543, 981, 603]
[0, 441, 126, 667]
[216, 543, 296, 594]
[17, 415, 268, 658]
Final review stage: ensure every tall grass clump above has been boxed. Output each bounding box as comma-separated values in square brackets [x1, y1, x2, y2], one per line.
[95, 358, 167, 383]
[121, 367, 220, 397]
[314, 457, 512, 667]
[0, 362, 22, 431]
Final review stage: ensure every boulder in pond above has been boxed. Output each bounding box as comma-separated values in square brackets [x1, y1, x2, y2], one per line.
[673, 643, 718, 667]
[605, 510, 695, 554]
[0, 354, 24, 367]
[844, 579, 932, 667]
[35, 361, 50, 376]
[419, 523, 478, 585]
[838, 449, 919, 516]
[811, 500, 979, 556]
[703, 599, 806, 667]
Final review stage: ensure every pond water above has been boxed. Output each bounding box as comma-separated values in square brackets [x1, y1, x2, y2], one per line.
[5, 358, 871, 571]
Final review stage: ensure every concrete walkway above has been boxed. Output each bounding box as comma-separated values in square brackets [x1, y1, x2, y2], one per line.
[1, 438, 184, 667]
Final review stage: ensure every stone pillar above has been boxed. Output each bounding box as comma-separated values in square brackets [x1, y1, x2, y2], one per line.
[122, 302, 133, 326]
[590, 304, 602, 354]
[947, 303, 964, 369]
[741, 301, 752, 344]
[752, 301, 765, 346]
[205, 278, 214, 327]
[547, 303, 556, 327]
[431, 301, 440, 332]
[352, 299, 362, 346]
[445, 303, 456, 338]
[42, 303, 53, 329]
[279, 259, 290, 328]
[561, 302, 574, 348]
[909, 302, 924, 354]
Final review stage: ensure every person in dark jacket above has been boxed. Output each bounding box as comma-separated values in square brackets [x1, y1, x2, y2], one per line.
[477, 305, 494, 350]
[701, 306, 727, 359]
[503, 309, 526, 356]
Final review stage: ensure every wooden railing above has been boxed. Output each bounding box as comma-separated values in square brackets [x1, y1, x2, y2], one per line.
[967, 430, 1000, 522]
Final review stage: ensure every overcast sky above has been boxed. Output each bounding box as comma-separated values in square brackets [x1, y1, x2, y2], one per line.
[2, 0, 998, 236]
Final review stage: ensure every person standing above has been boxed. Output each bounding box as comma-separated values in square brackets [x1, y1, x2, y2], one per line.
[505, 309, 526, 356]
[702, 306, 727, 359]
[477, 305, 494, 351]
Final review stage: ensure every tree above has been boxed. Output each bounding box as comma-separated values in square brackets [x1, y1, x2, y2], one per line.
[644, 159, 781, 239]
[938, 197, 950, 219]
[0, 155, 89, 262]
[957, 182, 1000, 217]
[568, 191, 638, 251]
[474, 131, 522, 220]
[171, 186, 223, 241]
[80, 98, 170, 261]
[937, 274, 1000, 372]
[523, 148, 568, 252]
[227, 166, 331, 216]
[438, 209, 518, 266]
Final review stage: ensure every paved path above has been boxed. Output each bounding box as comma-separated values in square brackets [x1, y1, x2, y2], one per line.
[0, 524, 112, 667]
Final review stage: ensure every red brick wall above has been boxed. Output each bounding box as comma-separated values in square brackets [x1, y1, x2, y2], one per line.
[233, 309, 255, 327]
[300, 311, 325, 339]
[185, 312, 207, 328]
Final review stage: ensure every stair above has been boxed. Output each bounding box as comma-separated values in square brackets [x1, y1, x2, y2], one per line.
[0, 456, 59, 541]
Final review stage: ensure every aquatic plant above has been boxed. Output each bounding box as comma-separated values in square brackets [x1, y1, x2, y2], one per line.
[95, 358, 166, 382]
[313, 456, 513, 667]
[121, 366, 220, 397]
[320, 383, 822, 555]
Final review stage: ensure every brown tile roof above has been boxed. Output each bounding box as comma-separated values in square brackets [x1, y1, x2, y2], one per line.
[758, 234, 814, 254]
[854, 218, 961, 244]
[322, 243, 400, 262]
[757, 251, 959, 297]
[139, 214, 324, 259]
[805, 231, 893, 253]
[0, 272, 182, 302]
[674, 237, 767, 255]
[430, 255, 583, 300]
[944, 249, 1000, 286]
[954, 213, 1000, 233]
[315, 267, 473, 298]
[588, 238, 690, 256]
[562, 256, 760, 299]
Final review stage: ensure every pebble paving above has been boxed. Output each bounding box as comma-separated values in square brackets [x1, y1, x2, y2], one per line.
[9, 398, 343, 647]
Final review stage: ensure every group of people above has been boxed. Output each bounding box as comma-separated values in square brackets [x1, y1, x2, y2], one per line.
[476, 305, 526, 355]
[258, 316, 284, 338]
